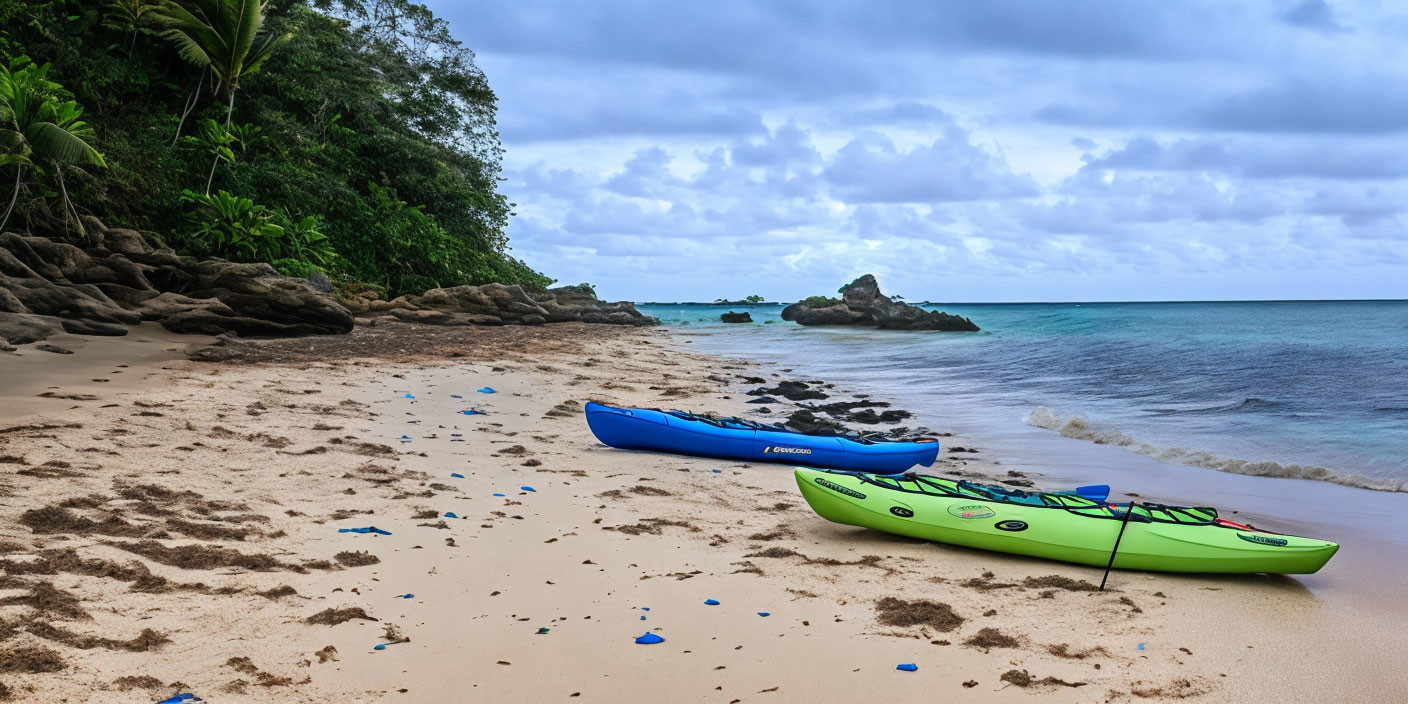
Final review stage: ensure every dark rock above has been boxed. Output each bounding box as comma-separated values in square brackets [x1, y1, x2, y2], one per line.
[0, 312, 63, 344]
[176, 260, 354, 336]
[101, 228, 155, 257]
[780, 303, 868, 326]
[802, 399, 912, 425]
[35, 343, 73, 354]
[783, 409, 849, 435]
[306, 270, 334, 293]
[720, 311, 752, 323]
[746, 396, 780, 405]
[387, 283, 657, 327]
[60, 319, 129, 337]
[749, 380, 829, 401]
[0, 241, 142, 325]
[783, 275, 979, 331]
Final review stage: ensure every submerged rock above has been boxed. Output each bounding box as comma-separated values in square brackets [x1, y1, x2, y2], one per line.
[781, 275, 978, 331]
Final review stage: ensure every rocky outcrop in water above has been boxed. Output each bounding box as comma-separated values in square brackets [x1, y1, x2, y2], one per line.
[720, 311, 752, 323]
[1, 218, 354, 347]
[342, 282, 658, 327]
[780, 275, 979, 331]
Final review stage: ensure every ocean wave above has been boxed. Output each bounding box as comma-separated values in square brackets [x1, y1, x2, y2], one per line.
[1145, 398, 1279, 416]
[1025, 407, 1406, 493]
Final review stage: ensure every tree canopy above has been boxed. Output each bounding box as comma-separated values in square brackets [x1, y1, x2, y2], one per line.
[0, 0, 550, 295]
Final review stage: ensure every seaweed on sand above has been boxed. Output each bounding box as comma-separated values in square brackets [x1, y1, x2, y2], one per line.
[874, 597, 964, 632]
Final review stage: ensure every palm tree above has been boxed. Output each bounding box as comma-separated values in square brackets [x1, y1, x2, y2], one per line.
[150, 0, 289, 193]
[0, 58, 106, 235]
[103, 0, 160, 56]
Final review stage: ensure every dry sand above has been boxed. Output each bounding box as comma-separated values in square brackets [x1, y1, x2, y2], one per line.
[0, 322, 1402, 702]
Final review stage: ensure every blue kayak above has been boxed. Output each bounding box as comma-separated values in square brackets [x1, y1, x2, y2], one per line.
[584, 402, 940, 474]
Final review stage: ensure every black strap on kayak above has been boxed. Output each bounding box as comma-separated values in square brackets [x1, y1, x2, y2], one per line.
[1099, 503, 1137, 591]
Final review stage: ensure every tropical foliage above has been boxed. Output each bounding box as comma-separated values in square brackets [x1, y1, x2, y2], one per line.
[178, 188, 334, 266]
[0, 0, 550, 294]
[0, 57, 106, 235]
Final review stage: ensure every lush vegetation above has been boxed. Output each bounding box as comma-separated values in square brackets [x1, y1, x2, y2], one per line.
[796, 295, 840, 308]
[0, 0, 550, 295]
[713, 294, 765, 304]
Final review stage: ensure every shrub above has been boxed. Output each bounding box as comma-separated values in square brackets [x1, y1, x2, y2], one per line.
[177, 189, 334, 269]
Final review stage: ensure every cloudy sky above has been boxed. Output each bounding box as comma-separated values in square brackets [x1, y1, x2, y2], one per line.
[427, 0, 1408, 302]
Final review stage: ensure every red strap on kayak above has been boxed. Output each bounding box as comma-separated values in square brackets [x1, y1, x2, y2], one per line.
[1216, 518, 1251, 530]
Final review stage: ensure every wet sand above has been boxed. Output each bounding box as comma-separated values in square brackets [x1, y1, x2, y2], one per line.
[0, 322, 1402, 702]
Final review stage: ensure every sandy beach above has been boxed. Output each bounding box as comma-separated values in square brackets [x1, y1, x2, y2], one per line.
[1, 322, 1403, 703]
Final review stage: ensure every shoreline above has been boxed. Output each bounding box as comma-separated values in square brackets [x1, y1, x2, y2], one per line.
[1, 323, 1403, 701]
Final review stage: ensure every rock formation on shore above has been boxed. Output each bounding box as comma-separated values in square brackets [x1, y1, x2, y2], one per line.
[1, 219, 656, 352]
[1, 218, 353, 347]
[341, 282, 658, 327]
[780, 275, 979, 331]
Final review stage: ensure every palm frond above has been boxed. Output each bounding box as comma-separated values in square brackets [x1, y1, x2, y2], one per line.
[27, 122, 106, 167]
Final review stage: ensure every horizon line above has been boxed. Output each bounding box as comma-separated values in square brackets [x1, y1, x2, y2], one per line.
[641, 298, 1408, 305]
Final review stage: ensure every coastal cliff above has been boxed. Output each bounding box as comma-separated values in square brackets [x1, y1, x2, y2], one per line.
[781, 275, 979, 331]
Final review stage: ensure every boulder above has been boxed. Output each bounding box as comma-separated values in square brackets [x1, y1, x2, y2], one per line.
[720, 311, 752, 323]
[60, 319, 129, 337]
[177, 261, 354, 336]
[0, 312, 64, 344]
[0, 245, 142, 325]
[306, 270, 334, 293]
[0, 337, 14, 352]
[102, 228, 155, 257]
[782, 275, 979, 332]
[388, 283, 658, 327]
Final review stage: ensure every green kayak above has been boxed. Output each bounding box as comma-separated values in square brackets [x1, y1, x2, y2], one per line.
[795, 468, 1338, 574]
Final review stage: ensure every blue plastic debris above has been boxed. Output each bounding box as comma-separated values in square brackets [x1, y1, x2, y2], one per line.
[374, 644, 387, 650]
[642, 607, 650, 611]
[451, 394, 463, 399]
[338, 526, 392, 535]
[704, 599, 720, 606]
[1137, 643, 1146, 651]
[404, 393, 415, 399]
[635, 633, 664, 644]
[461, 409, 484, 416]
[445, 512, 459, 519]
[451, 472, 465, 478]
[520, 485, 536, 492]
[399, 435, 412, 441]
[493, 493, 506, 497]
[156, 695, 201, 704]
[476, 387, 496, 394]
[757, 612, 770, 617]
[395, 594, 414, 599]
[897, 663, 918, 672]
[711, 469, 722, 473]
[640, 615, 646, 620]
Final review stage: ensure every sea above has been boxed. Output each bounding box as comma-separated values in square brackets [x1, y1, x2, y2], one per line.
[639, 300, 1408, 543]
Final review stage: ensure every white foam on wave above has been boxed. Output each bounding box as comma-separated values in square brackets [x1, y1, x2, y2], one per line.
[1024, 406, 1406, 493]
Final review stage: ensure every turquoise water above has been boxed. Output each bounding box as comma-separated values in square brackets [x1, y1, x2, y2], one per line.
[642, 301, 1408, 493]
